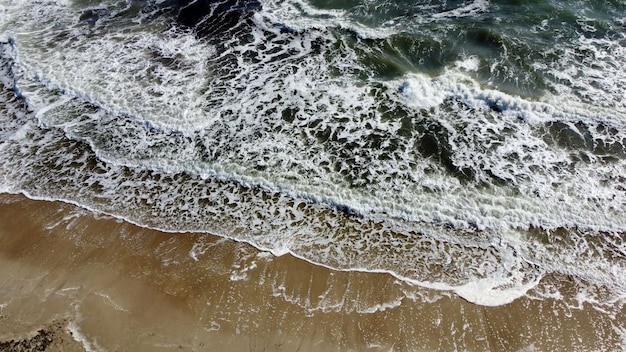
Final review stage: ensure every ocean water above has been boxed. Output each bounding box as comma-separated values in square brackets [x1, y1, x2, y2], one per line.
[0, 0, 625, 309]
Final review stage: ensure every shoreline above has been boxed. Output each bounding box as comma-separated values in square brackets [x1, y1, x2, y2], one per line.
[0, 193, 624, 351]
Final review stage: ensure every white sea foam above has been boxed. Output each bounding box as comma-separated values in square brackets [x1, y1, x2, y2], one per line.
[95, 292, 130, 313]
[1, 0, 625, 308]
[259, 0, 398, 38]
[432, 0, 490, 19]
[67, 320, 105, 352]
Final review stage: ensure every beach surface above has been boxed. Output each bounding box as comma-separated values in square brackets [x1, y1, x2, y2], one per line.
[0, 193, 624, 351]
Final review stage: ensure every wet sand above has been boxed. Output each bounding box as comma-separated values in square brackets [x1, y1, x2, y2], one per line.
[0, 193, 624, 351]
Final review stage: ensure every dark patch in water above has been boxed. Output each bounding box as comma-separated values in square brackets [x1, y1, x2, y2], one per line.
[78, 10, 100, 27]
[157, 0, 261, 38]
[484, 98, 503, 113]
[415, 118, 475, 182]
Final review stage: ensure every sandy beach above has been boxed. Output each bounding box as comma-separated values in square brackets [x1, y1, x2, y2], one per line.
[0, 193, 624, 351]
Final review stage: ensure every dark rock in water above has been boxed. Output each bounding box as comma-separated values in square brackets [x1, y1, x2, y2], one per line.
[0, 329, 53, 351]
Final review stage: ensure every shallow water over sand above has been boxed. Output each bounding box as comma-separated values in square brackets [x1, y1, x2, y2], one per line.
[0, 195, 624, 351]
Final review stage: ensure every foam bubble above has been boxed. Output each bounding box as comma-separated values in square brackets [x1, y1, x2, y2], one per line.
[455, 55, 481, 72]
[397, 74, 447, 110]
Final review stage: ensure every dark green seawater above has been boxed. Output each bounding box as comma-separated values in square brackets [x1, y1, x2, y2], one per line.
[1, 0, 625, 309]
